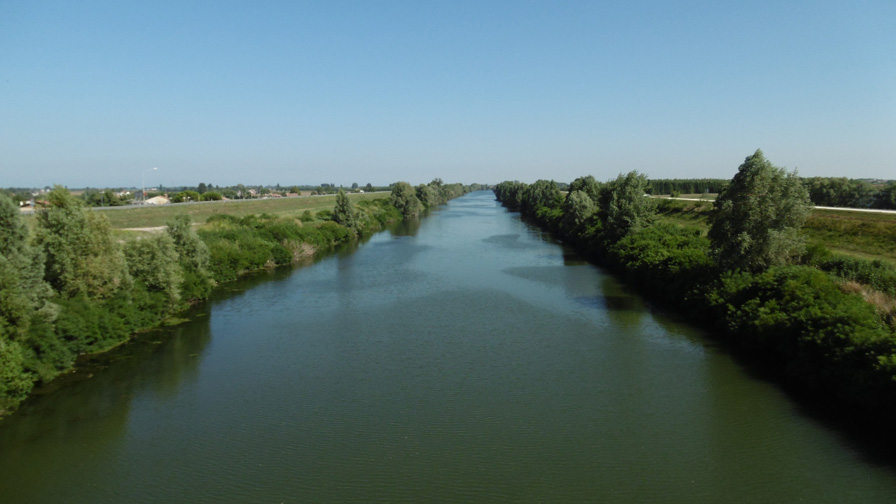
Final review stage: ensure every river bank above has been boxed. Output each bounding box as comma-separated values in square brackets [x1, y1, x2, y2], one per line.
[0, 182, 478, 418]
[3, 191, 895, 503]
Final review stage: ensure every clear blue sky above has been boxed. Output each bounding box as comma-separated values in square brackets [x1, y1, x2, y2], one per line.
[2, 0, 894, 188]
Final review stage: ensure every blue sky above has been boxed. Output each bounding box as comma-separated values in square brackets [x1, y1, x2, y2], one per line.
[2, 0, 893, 188]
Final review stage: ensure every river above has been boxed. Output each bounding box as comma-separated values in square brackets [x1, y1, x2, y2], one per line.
[1, 191, 894, 503]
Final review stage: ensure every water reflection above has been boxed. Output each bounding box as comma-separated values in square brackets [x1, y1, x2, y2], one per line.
[2, 191, 896, 503]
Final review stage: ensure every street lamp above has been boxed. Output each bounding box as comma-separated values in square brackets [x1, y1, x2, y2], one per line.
[142, 167, 157, 203]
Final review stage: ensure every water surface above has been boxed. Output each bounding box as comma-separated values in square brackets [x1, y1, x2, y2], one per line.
[1, 191, 895, 503]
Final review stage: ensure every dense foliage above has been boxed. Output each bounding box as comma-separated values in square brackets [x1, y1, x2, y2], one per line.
[647, 178, 728, 196]
[495, 154, 896, 417]
[0, 183, 476, 416]
[707, 149, 813, 272]
[803, 177, 896, 210]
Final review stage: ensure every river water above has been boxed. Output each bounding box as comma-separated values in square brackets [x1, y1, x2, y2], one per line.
[1, 191, 895, 503]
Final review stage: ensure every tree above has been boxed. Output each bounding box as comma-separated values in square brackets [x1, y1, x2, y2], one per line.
[0, 332, 33, 413]
[561, 190, 596, 238]
[34, 186, 132, 299]
[0, 193, 29, 257]
[708, 149, 812, 272]
[171, 190, 200, 203]
[567, 175, 601, 204]
[0, 194, 55, 346]
[166, 215, 212, 300]
[874, 182, 896, 210]
[521, 180, 562, 216]
[416, 184, 440, 209]
[332, 189, 359, 231]
[390, 182, 423, 218]
[597, 171, 655, 242]
[123, 233, 183, 307]
[493, 181, 527, 210]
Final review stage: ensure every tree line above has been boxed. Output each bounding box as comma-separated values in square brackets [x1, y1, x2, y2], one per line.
[494, 150, 896, 417]
[644, 176, 896, 209]
[0, 181, 479, 416]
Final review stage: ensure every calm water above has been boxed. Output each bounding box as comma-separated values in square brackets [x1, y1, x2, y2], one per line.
[1, 191, 895, 503]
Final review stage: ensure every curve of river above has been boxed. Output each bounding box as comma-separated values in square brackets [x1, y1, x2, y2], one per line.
[1, 191, 895, 503]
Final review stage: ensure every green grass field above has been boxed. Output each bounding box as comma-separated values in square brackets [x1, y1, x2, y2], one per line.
[86, 192, 390, 229]
[656, 198, 896, 265]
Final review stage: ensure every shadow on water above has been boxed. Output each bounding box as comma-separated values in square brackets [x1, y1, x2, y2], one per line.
[711, 340, 896, 471]
[509, 207, 896, 472]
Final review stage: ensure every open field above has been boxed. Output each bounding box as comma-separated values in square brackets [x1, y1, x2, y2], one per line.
[805, 209, 896, 262]
[27, 192, 390, 230]
[656, 199, 896, 265]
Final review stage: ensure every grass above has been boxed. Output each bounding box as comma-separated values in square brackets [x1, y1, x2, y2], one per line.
[655, 198, 896, 266]
[87, 192, 389, 229]
[804, 209, 896, 263]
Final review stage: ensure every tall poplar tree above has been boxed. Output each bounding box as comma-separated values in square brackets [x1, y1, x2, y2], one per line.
[333, 189, 359, 231]
[708, 150, 812, 272]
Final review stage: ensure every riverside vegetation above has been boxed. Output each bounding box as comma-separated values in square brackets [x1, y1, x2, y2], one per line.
[495, 150, 896, 418]
[0, 179, 477, 416]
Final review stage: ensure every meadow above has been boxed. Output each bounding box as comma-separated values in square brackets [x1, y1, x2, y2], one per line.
[656, 198, 896, 265]
[85, 192, 390, 230]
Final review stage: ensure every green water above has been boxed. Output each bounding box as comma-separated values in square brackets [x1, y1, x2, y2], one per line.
[1, 191, 894, 503]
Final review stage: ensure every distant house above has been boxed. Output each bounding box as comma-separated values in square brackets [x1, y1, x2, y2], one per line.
[145, 195, 170, 205]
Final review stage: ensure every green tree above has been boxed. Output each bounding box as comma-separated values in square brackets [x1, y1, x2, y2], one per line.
[493, 181, 527, 210]
[123, 233, 183, 307]
[0, 194, 29, 257]
[567, 175, 602, 203]
[34, 187, 132, 299]
[171, 190, 200, 203]
[1, 195, 56, 410]
[332, 189, 359, 231]
[874, 181, 896, 210]
[0, 194, 55, 339]
[390, 182, 423, 218]
[708, 149, 812, 272]
[561, 190, 596, 238]
[416, 184, 440, 209]
[166, 215, 212, 300]
[598, 171, 656, 242]
[0, 336, 33, 413]
[521, 180, 562, 216]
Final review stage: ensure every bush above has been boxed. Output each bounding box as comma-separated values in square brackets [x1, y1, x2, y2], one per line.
[707, 266, 896, 409]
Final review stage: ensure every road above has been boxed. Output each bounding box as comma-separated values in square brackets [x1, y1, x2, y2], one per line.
[665, 197, 896, 215]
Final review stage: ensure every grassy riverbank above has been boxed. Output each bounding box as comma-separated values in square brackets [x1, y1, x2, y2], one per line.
[1, 182, 477, 417]
[656, 198, 896, 264]
[99, 192, 390, 230]
[495, 175, 896, 419]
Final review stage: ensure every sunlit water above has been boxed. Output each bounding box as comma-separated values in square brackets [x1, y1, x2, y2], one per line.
[1, 191, 895, 503]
